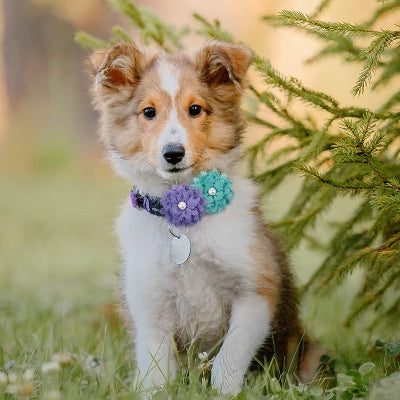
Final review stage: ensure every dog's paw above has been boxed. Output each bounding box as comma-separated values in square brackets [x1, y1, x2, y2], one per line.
[140, 380, 167, 400]
[141, 387, 165, 400]
[211, 352, 243, 396]
[136, 368, 167, 399]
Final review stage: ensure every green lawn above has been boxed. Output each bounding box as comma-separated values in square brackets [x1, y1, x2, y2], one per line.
[0, 161, 399, 399]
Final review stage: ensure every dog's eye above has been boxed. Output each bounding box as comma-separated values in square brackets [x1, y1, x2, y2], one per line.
[189, 105, 202, 117]
[143, 107, 156, 119]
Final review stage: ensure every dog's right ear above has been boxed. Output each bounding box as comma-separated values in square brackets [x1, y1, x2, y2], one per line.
[195, 41, 253, 90]
[87, 43, 145, 94]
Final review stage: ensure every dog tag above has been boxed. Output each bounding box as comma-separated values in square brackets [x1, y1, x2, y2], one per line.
[169, 229, 191, 265]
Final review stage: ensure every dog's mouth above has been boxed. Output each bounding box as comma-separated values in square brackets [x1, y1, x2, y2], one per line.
[157, 164, 195, 181]
[168, 167, 190, 173]
[165, 164, 194, 174]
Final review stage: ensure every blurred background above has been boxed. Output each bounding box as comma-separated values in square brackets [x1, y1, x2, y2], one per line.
[0, 0, 392, 161]
[0, 0, 397, 343]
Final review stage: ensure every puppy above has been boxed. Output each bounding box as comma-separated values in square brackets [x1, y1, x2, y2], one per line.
[87, 41, 323, 395]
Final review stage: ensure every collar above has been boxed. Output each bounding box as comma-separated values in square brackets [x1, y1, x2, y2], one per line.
[129, 169, 234, 228]
[130, 188, 164, 217]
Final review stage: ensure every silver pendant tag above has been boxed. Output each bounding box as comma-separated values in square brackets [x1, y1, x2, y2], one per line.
[169, 227, 191, 265]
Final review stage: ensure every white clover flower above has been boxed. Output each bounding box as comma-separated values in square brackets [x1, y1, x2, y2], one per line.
[4, 360, 15, 371]
[198, 352, 208, 362]
[5, 382, 32, 396]
[0, 372, 8, 385]
[23, 368, 35, 381]
[5, 384, 19, 395]
[41, 361, 61, 374]
[197, 355, 214, 373]
[8, 373, 18, 383]
[52, 352, 73, 367]
[81, 354, 103, 378]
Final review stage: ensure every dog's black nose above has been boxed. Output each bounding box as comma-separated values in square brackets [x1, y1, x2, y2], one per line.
[163, 144, 185, 165]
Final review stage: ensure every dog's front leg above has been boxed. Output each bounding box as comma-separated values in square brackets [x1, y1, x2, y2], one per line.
[211, 293, 271, 395]
[135, 322, 177, 394]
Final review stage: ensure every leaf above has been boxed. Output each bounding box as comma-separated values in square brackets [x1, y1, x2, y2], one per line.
[74, 32, 108, 49]
[310, 387, 324, 396]
[337, 373, 356, 387]
[320, 354, 330, 363]
[358, 362, 376, 376]
[269, 377, 282, 392]
[386, 342, 400, 357]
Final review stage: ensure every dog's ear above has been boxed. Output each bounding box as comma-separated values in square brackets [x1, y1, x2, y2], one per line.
[196, 41, 253, 89]
[87, 43, 145, 92]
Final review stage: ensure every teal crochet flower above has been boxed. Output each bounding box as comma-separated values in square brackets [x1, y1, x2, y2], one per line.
[191, 169, 234, 213]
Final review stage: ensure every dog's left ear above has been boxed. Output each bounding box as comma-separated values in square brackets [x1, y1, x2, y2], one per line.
[196, 41, 253, 89]
[87, 43, 145, 92]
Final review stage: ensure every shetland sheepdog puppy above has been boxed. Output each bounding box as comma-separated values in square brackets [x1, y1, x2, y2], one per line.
[87, 41, 324, 396]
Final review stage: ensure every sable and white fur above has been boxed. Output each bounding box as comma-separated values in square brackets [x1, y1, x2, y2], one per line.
[87, 41, 323, 396]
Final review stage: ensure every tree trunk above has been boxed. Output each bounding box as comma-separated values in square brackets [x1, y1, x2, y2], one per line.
[0, 0, 7, 146]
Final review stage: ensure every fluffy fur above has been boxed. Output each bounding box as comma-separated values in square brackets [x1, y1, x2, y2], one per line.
[87, 41, 323, 396]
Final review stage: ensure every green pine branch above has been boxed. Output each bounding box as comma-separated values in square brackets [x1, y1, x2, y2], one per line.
[352, 31, 398, 96]
[263, 9, 400, 97]
[263, 11, 374, 38]
[310, 0, 333, 19]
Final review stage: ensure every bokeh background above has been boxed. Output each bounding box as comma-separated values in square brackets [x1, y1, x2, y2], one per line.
[1, 0, 397, 366]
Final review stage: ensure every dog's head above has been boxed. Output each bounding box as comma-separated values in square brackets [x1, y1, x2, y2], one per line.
[88, 41, 252, 184]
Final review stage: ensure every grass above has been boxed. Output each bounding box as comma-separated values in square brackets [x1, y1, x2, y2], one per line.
[0, 154, 399, 399]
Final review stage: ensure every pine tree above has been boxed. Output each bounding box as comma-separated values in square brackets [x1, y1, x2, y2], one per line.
[76, 0, 400, 332]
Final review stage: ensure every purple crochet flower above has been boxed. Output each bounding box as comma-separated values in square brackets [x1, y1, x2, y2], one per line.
[130, 189, 138, 209]
[160, 184, 206, 227]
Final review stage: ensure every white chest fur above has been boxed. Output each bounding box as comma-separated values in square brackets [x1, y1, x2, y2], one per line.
[117, 175, 259, 348]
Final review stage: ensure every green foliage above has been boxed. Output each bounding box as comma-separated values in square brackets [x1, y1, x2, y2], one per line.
[74, 31, 109, 49]
[263, 6, 400, 96]
[333, 362, 376, 399]
[76, 0, 400, 332]
[375, 339, 400, 357]
[76, 0, 187, 51]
